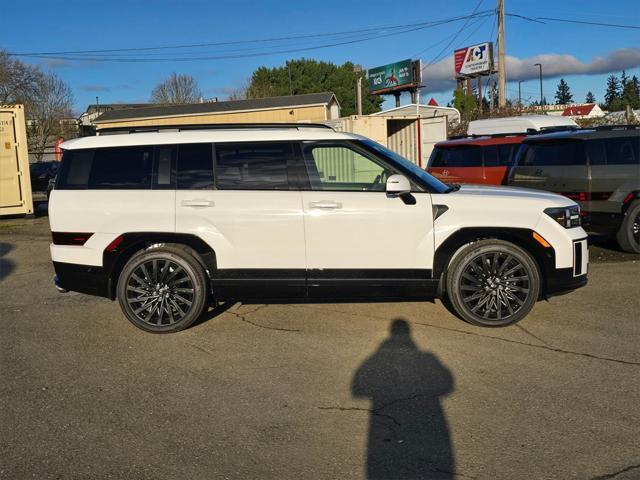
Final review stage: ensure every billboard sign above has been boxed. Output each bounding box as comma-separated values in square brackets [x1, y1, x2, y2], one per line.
[368, 59, 416, 94]
[454, 42, 494, 78]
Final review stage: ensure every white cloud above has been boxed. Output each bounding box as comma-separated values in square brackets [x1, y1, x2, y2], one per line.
[421, 47, 640, 93]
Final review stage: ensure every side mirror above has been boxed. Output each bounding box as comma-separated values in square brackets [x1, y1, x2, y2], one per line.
[386, 174, 411, 195]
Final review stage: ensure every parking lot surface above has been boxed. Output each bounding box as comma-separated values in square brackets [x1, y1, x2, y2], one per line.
[1, 211, 639, 480]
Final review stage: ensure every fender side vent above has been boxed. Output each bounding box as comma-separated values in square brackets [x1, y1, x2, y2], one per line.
[432, 205, 449, 220]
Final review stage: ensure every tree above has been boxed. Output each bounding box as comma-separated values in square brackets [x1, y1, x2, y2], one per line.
[150, 73, 202, 104]
[1, 51, 75, 159]
[452, 88, 477, 119]
[554, 78, 573, 104]
[28, 72, 74, 160]
[0, 50, 43, 106]
[243, 59, 383, 116]
[604, 74, 621, 110]
[585, 91, 596, 103]
[621, 74, 640, 109]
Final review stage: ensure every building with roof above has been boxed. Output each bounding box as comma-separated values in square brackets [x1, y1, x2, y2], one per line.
[562, 103, 605, 119]
[91, 93, 340, 132]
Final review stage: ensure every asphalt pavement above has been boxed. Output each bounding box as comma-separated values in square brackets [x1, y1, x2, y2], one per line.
[1, 211, 639, 480]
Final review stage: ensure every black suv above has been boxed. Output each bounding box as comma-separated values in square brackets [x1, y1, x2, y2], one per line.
[508, 126, 640, 253]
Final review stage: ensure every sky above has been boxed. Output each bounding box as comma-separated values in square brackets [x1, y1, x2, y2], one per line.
[2, 0, 639, 114]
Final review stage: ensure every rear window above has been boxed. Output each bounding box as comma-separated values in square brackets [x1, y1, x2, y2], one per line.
[177, 143, 214, 189]
[430, 146, 482, 167]
[57, 146, 154, 189]
[517, 141, 586, 167]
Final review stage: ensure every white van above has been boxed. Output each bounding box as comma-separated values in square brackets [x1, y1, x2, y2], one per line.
[468, 115, 578, 136]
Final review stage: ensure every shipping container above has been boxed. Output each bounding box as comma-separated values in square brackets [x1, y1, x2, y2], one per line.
[0, 105, 33, 216]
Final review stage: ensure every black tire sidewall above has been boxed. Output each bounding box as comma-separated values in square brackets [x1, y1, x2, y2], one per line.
[117, 248, 208, 333]
[446, 240, 541, 327]
[617, 201, 640, 254]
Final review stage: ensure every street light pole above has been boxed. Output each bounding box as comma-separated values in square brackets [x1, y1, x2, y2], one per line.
[534, 63, 543, 108]
[518, 80, 523, 106]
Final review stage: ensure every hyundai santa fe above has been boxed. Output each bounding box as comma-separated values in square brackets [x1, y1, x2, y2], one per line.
[49, 124, 588, 333]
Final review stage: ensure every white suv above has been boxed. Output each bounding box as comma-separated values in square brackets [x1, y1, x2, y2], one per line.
[49, 124, 588, 333]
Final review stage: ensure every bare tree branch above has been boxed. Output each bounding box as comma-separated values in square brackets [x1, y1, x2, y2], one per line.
[150, 72, 202, 104]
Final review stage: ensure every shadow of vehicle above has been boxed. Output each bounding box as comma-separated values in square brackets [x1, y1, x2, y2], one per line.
[0, 243, 16, 283]
[352, 318, 455, 479]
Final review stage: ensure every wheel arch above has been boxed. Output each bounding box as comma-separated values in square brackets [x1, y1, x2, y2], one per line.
[103, 232, 217, 300]
[433, 227, 555, 297]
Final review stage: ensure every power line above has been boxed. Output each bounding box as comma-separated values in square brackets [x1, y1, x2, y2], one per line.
[506, 13, 640, 29]
[425, 0, 488, 67]
[10, 11, 494, 59]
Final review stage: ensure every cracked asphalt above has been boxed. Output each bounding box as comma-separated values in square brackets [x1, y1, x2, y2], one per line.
[1, 212, 639, 480]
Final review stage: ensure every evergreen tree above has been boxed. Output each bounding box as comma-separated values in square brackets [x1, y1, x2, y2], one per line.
[604, 74, 621, 109]
[622, 74, 640, 109]
[585, 91, 596, 103]
[244, 59, 383, 116]
[554, 78, 573, 104]
[452, 88, 478, 120]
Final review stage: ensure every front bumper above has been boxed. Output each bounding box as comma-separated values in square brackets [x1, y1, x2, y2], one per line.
[544, 237, 588, 298]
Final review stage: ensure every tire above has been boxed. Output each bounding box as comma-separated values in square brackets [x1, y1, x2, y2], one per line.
[616, 201, 640, 254]
[117, 245, 208, 333]
[445, 239, 540, 327]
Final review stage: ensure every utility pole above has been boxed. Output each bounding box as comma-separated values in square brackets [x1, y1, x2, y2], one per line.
[354, 65, 363, 115]
[497, 0, 506, 108]
[477, 77, 483, 114]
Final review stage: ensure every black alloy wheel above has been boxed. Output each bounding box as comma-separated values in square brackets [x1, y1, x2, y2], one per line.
[117, 246, 208, 333]
[446, 239, 540, 327]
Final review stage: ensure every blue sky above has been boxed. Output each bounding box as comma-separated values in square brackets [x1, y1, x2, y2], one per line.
[3, 0, 639, 114]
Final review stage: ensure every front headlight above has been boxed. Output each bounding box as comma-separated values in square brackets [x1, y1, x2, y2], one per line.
[544, 206, 581, 228]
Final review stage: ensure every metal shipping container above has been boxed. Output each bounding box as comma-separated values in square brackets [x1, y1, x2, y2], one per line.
[0, 105, 33, 216]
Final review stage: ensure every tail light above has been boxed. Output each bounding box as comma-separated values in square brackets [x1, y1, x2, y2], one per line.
[51, 232, 93, 246]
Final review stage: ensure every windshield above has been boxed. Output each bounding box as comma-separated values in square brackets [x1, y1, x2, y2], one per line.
[359, 138, 450, 194]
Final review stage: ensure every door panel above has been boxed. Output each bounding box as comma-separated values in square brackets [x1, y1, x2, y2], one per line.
[176, 190, 305, 270]
[302, 191, 434, 270]
[300, 142, 435, 294]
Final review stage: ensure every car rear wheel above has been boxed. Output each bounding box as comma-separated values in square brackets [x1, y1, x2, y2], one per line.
[117, 246, 208, 333]
[616, 201, 640, 254]
[446, 239, 540, 327]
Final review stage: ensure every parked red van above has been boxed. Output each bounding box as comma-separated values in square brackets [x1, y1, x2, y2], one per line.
[427, 135, 524, 185]
[427, 115, 579, 185]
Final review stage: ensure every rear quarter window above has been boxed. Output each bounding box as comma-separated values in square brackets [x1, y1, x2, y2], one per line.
[429, 146, 482, 167]
[605, 136, 639, 165]
[57, 146, 155, 189]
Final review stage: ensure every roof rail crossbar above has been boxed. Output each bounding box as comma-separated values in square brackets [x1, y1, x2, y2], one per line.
[98, 123, 335, 135]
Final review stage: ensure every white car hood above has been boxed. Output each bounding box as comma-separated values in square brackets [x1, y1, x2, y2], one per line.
[450, 184, 574, 204]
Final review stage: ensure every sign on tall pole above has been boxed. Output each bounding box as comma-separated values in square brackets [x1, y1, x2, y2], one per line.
[497, 0, 506, 108]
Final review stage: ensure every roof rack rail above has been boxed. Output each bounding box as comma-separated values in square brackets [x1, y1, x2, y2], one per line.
[593, 124, 639, 131]
[446, 125, 579, 141]
[98, 123, 335, 135]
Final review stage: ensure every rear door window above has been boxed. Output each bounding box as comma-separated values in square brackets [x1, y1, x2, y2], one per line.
[518, 141, 586, 166]
[177, 143, 214, 190]
[430, 146, 482, 167]
[215, 142, 294, 190]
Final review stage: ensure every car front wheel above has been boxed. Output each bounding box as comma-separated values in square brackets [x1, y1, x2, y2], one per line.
[446, 239, 541, 327]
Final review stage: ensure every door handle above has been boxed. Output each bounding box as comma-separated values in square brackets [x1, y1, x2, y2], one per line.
[309, 201, 342, 210]
[181, 199, 214, 207]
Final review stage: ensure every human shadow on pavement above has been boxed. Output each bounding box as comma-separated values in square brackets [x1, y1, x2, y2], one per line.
[0, 243, 15, 283]
[352, 318, 455, 479]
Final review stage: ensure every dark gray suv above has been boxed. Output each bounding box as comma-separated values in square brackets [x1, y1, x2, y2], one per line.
[509, 126, 640, 253]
